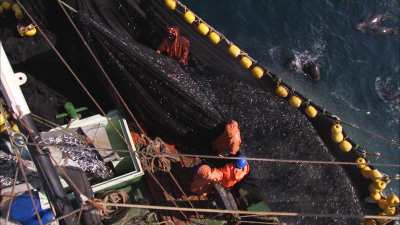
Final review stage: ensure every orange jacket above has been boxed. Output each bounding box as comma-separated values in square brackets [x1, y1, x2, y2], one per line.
[157, 27, 190, 65]
[218, 163, 250, 189]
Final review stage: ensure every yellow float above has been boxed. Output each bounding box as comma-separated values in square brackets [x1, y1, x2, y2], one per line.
[18, 24, 37, 37]
[305, 105, 318, 118]
[275, 85, 288, 98]
[164, 0, 177, 10]
[384, 206, 396, 216]
[356, 157, 367, 169]
[12, 3, 23, 20]
[339, 140, 352, 152]
[208, 32, 221, 45]
[240, 56, 252, 69]
[251, 66, 264, 79]
[289, 95, 302, 108]
[370, 169, 383, 180]
[24, 26, 37, 37]
[370, 190, 382, 201]
[228, 44, 240, 58]
[374, 180, 387, 190]
[387, 194, 399, 206]
[361, 166, 372, 178]
[331, 123, 342, 134]
[331, 132, 344, 143]
[183, 11, 195, 24]
[197, 23, 210, 36]
[1, 1, 11, 10]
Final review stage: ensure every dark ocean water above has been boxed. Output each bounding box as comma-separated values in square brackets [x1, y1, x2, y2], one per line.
[182, 0, 400, 189]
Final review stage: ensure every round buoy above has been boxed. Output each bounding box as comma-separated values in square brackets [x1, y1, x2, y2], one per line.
[339, 140, 352, 152]
[356, 157, 367, 169]
[374, 180, 387, 191]
[164, 0, 176, 10]
[197, 23, 210, 36]
[228, 44, 240, 58]
[384, 206, 396, 216]
[183, 11, 195, 24]
[275, 85, 288, 98]
[371, 169, 383, 180]
[305, 105, 318, 118]
[289, 95, 302, 108]
[331, 123, 342, 134]
[208, 32, 221, 45]
[361, 166, 372, 178]
[251, 66, 264, 79]
[240, 56, 252, 69]
[387, 194, 399, 206]
[370, 191, 382, 201]
[23, 25, 37, 37]
[331, 132, 344, 143]
[1, 1, 11, 10]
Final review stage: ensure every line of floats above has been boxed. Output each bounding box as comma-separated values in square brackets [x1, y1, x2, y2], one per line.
[163, 0, 399, 224]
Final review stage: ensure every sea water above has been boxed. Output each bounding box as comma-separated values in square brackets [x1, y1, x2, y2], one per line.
[183, 0, 400, 210]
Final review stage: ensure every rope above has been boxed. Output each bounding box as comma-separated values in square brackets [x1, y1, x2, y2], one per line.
[25, 141, 400, 169]
[145, 171, 189, 221]
[43, 208, 83, 225]
[167, 171, 200, 218]
[339, 120, 400, 147]
[97, 202, 400, 221]
[156, 153, 400, 168]
[74, 207, 84, 225]
[58, 0, 77, 13]
[57, 1, 145, 134]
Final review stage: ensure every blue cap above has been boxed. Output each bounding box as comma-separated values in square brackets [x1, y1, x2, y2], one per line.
[234, 158, 247, 169]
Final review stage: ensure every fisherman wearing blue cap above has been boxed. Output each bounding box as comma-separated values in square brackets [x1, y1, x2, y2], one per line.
[217, 157, 250, 189]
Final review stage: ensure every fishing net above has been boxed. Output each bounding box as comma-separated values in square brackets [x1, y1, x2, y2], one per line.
[5, 0, 374, 224]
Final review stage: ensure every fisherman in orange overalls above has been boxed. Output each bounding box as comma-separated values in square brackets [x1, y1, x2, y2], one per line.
[218, 158, 250, 189]
[212, 120, 242, 156]
[156, 26, 190, 66]
[190, 157, 250, 195]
